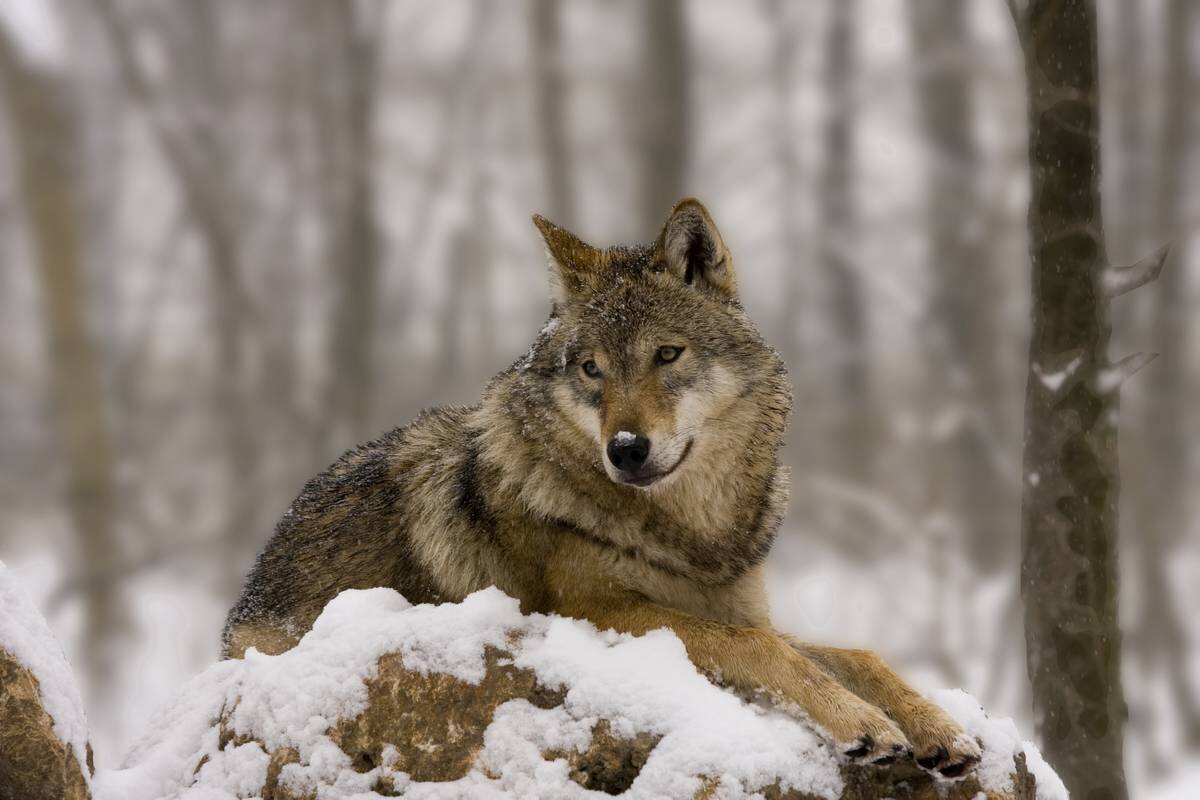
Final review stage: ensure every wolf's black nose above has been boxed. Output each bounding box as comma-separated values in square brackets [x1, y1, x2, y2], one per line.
[607, 433, 650, 470]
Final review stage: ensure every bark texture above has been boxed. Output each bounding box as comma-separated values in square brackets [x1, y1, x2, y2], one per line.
[1016, 1, 1129, 797]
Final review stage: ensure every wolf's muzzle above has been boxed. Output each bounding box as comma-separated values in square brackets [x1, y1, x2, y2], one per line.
[607, 436, 693, 488]
[607, 433, 650, 471]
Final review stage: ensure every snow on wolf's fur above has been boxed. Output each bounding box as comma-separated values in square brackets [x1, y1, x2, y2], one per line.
[80, 587, 1067, 800]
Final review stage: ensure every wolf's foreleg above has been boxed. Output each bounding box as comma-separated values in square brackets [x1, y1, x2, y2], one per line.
[547, 551, 908, 762]
[783, 639, 981, 776]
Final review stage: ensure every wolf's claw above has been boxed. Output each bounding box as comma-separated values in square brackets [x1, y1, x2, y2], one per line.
[938, 753, 980, 779]
[872, 743, 911, 766]
[844, 735, 874, 759]
[916, 746, 948, 770]
[888, 694, 982, 777]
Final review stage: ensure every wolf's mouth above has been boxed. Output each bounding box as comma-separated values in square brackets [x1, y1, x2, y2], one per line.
[620, 439, 693, 488]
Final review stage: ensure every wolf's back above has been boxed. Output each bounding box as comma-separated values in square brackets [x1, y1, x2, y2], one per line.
[221, 407, 485, 657]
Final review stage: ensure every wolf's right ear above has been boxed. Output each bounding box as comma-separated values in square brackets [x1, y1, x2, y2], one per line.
[532, 214, 603, 306]
[657, 198, 736, 298]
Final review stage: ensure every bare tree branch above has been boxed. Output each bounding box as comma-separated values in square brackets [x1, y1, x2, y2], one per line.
[1093, 352, 1158, 394]
[1101, 243, 1169, 297]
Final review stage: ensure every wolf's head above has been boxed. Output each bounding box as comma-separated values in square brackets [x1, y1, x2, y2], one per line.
[518, 199, 790, 494]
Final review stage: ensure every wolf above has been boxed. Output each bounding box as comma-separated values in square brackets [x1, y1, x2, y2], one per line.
[223, 198, 981, 776]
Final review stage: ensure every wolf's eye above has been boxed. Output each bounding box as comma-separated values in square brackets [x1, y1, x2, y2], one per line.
[656, 346, 684, 364]
[581, 359, 602, 378]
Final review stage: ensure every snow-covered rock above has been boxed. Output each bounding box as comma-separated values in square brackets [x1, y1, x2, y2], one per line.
[0, 560, 92, 800]
[0, 566, 1063, 800]
[88, 587, 1064, 800]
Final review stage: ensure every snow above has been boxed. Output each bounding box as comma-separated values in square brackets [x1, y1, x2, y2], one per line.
[0, 559, 91, 782]
[517, 315, 560, 371]
[933, 689, 1067, 800]
[84, 586, 1064, 800]
[1032, 355, 1083, 392]
[512, 619, 842, 799]
[613, 430, 638, 444]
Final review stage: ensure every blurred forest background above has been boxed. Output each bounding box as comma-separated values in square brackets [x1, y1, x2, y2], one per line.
[0, 0, 1196, 796]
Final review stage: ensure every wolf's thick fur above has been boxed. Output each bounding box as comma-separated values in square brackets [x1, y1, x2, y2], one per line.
[224, 199, 980, 775]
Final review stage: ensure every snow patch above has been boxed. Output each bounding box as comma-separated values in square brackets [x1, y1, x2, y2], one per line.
[90, 588, 1059, 799]
[517, 315, 561, 371]
[94, 588, 836, 798]
[1032, 355, 1083, 392]
[933, 689, 1066, 800]
[0, 560, 91, 782]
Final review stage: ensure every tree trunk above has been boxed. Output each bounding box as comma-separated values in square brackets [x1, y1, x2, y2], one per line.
[1016, 2, 1129, 797]
[768, 0, 803, 345]
[909, 0, 1010, 571]
[1107, 0, 1146, 256]
[92, 0, 261, 593]
[531, 0, 574, 229]
[1133, 0, 1200, 747]
[638, 0, 688, 232]
[0, 25, 126, 693]
[324, 1, 381, 448]
[767, 0, 817, 465]
[173, 1, 260, 595]
[820, 0, 868, 479]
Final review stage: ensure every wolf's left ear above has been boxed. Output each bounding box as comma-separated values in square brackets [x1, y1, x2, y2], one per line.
[532, 214, 603, 306]
[656, 198, 736, 298]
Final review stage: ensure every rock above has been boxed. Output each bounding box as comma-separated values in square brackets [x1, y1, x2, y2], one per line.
[214, 637, 1041, 800]
[0, 580, 1061, 800]
[0, 561, 93, 800]
[247, 644, 1036, 800]
[0, 648, 92, 800]
[98, 588, 1059, 799]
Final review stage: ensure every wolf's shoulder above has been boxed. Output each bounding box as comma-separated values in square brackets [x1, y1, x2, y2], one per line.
[286, 404, 478, 507]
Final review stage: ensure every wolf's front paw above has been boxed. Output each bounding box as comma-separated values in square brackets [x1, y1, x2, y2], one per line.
[828, 701, 911, 765]
[898, 703, 981, 778]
